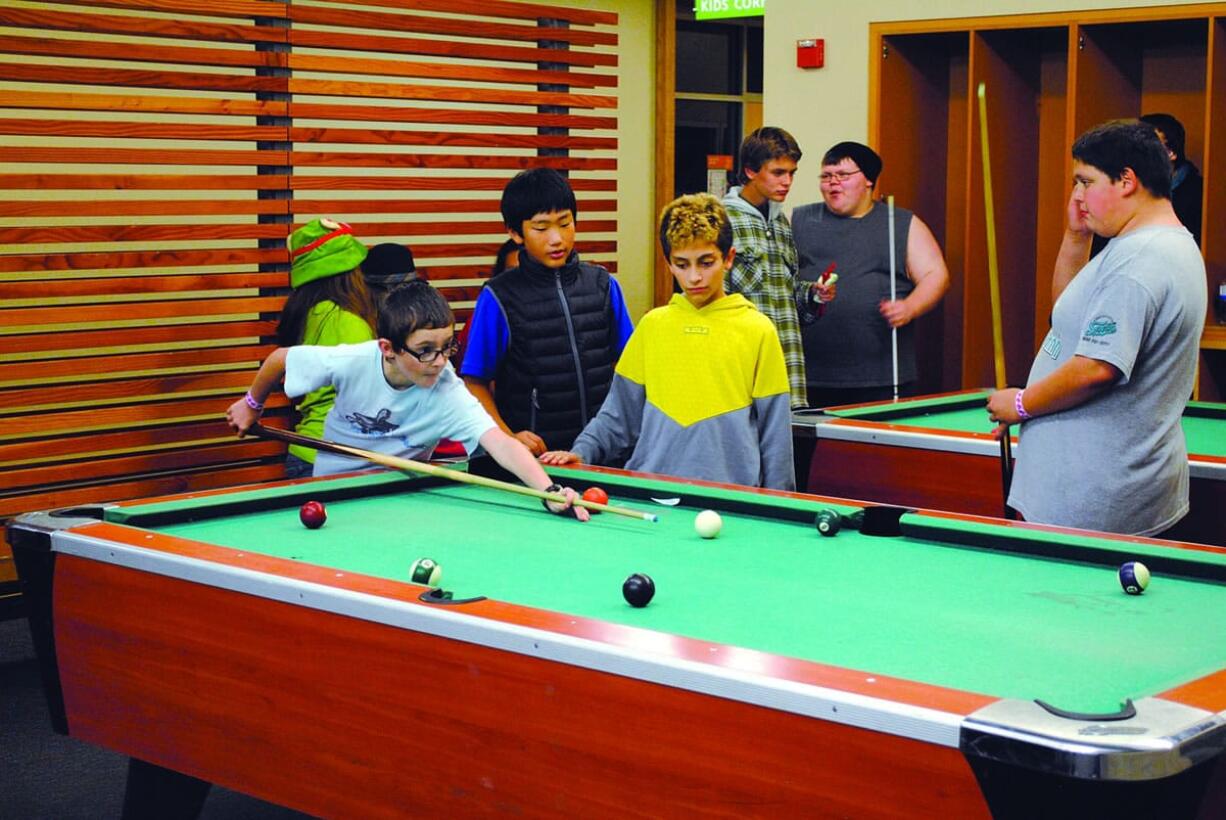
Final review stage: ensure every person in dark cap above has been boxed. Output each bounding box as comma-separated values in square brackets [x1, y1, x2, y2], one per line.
[792, 141, 950, 408]
[362, 242, 419, 302]
[1140, 113, 1203, 246]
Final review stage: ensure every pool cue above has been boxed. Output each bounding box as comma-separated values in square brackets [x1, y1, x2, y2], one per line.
[249, 424, 659, 523]
[977, 82, 1015, 519]
[887, 194, 899, 401]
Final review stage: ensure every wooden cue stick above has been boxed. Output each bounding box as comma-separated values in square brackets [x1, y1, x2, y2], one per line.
[249, 424, 659, 523]
[887, 194, 899, 401]
[977, 82, 1007, 391]
[977, 81, 1016, 518]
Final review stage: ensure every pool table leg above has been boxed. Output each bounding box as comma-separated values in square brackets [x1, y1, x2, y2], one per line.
[120, 758, 211, 820]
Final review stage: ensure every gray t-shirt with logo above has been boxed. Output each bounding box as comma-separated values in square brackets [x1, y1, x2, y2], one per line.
[1010, 225, 1206, 536]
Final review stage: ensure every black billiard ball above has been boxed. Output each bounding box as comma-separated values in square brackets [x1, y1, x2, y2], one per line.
[622, 573, 655, 607]
[299, 500, 326, 529]
[815, 508, 841, 536]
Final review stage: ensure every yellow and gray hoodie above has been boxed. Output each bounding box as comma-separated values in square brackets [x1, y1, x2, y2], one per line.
[572, 292, 795, 490]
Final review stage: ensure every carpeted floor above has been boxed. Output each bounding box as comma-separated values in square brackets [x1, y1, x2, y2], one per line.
[0, 617, 313, 820]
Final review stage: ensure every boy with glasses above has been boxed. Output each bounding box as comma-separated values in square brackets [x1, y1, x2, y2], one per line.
[793, 141, 950, 407]
[227, 281, 587, 517]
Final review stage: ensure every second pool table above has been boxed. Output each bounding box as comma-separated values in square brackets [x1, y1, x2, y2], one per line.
[10, 463, 1226, 818]
[794, 390, 1226, 546]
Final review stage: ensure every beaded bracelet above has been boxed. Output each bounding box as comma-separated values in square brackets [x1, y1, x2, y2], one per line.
[244, 392, 265, 412]
[1014, 389, 1032, 422]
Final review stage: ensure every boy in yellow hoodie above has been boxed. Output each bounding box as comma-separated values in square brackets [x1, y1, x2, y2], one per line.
[540, 193, 798, 490]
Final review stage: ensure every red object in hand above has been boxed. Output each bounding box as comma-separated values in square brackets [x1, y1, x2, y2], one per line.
[581, 487, 609, 511]
[299, 500, 327, 529]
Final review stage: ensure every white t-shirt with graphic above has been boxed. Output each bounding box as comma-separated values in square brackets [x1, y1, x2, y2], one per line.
[1010, 225, 1206, 535]
[285, 340, 495, 477]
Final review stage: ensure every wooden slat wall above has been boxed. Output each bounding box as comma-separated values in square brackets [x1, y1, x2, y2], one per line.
[0, 0, 620, 591]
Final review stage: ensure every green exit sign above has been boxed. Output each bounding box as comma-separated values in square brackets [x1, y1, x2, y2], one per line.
[694, 0, 765, 21]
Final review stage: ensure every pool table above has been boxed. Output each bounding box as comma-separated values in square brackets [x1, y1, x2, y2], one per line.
[10, 463, 1226, 818]
[794, 390, 1226, 547]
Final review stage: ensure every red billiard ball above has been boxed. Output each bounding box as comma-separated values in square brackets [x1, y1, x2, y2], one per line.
[299, 500, 326, 529]
[582, 486, 609, 510]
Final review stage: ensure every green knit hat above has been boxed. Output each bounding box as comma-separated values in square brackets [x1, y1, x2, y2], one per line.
[289, 218, 368, 289]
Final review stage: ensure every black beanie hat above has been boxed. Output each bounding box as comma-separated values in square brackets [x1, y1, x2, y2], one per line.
[823, 141, 884, 185]
[363, 243, 417, 287]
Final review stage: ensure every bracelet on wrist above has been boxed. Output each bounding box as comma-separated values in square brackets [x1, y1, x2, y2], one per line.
[244, 392, 265, 412]
[540, 483, 563, 511]
[1015, 390, 1032, 421]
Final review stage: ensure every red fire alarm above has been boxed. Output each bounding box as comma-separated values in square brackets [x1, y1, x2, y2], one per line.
[797, 38, 824, 69]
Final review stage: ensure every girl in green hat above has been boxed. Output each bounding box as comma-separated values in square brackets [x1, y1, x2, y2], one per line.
[277, 218, 377, 478]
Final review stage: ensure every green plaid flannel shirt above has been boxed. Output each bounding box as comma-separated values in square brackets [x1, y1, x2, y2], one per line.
[722, 189, 815, 408]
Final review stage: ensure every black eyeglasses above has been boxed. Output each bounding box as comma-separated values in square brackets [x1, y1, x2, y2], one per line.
[402, 339, 460, 364]
[819, 169, 863, 184]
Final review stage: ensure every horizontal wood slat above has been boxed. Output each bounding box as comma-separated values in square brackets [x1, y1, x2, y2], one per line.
[1, 395, 291, 442]
[0, 147, 288, 166]
[0, 273, 286, 299]
[41, 0, 289, 21]
[288, 102, 616, 130]
[289, 6, 616, 48]
[1, 440, 286, 493]
[1, 296, 286, 327]
[288, 29, 616, 69]
[0, 0, 620, 530]
[0, 35, 289, 70]
[1, 64, 288, 95]
[304, 0, 617, 27]
[1, 322, 280, 356]
[289, 175, 617, 191]
[0, 174, 289, 191]
[0, 250, 285, 274]
[0, 8, 287, 45]
[286, 78, 616, 109]
[0, 371, 263, 414]
[286, 127, 615, 150]
[0, 119, 287, 142]
[0, 418, 289, 467]
[0, 91, 286, 117]
[0, 225, 289, 246]
[0, 345, 276, 386]
[287, 54, 615, 89]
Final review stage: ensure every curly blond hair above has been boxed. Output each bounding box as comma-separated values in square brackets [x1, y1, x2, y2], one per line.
[658, 193, 733, 258]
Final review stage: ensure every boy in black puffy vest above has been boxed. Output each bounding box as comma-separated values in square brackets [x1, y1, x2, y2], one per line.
[460, 168, 634, 454]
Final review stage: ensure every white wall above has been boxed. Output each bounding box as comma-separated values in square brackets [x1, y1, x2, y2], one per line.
[763, 0, 1212, 207]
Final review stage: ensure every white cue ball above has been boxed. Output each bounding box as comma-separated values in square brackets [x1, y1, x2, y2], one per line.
[694, 509, 723, 539]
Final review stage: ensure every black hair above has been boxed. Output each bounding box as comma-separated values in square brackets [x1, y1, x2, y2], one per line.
[277, 269, 375, 347]
[493, 238, 521, 275]
[1072, 120, 1172, 199]
[820, 141, 884, 185]
[658, 193, 733, 259]
[499, 168, 578, 233]
[1139, 112, 1187, 161]
[738, 126, 802, 181]
[377, 279, 454, 351]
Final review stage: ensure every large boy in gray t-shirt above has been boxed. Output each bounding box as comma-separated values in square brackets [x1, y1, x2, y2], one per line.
[987, 121, 1206, 536]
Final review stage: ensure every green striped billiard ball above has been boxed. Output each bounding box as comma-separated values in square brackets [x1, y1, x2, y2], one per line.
[815, 509, 841, 536]
[410, 558, 442, 587]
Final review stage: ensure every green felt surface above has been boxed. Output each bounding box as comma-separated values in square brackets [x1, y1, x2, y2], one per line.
[828, 392, 1226, 457]
[130, 473, 1226, 715]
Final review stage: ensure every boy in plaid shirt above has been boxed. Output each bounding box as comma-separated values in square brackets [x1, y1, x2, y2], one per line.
[723, 127, 836, 408]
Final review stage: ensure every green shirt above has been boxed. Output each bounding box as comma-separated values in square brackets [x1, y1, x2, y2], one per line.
[289, 301, 374, 463]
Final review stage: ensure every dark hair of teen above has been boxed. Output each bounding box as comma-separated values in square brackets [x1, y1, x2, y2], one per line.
[276, 269, 376, 347]
[378, 279, 455, 351]
[1138, 112, 1187, 161]
[493, 238, 521, 276]
[499, 167, 578, 232]
[1072, 119, 1172, 199]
